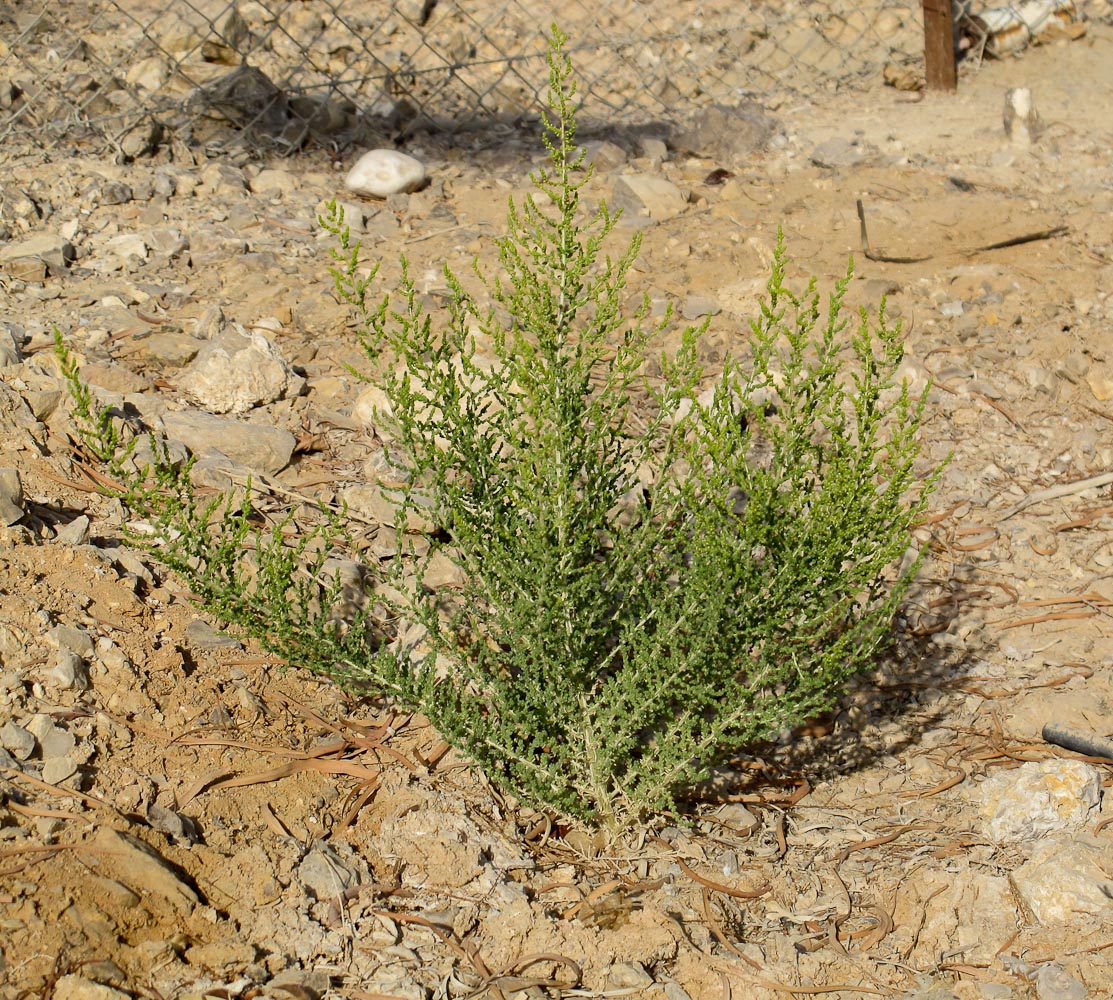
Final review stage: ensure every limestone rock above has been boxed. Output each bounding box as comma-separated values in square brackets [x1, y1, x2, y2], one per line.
[0, 720, 35, 760]
[345, 149, 426, 198]
[52, 976, 132, 1000]
[1012, 836, 1113, 924]
[0, 232, 74, 278]
[160, 410, 296, 475]
[179, 325, 303, 414]
[0, 467, 24, 525]
[611, 174, 686, 222]
[90, 827, 200, 914]
[972, 759, 1101, 843]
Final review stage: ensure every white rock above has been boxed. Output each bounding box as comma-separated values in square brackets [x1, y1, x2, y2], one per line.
[179, 325, 303, 414]
[345, 149, 426, 198]
[351, 383, 393, 435]
[1012, 836, 1113, 924]
[973, 759, 1101, 843]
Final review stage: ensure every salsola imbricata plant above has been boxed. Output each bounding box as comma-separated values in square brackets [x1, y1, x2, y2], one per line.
[71, 26, 940, 832]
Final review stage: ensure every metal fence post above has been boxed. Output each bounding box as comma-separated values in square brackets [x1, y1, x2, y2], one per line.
[922, 0, 957, 91]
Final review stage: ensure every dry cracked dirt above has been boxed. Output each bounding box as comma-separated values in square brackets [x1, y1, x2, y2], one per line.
[3, 17, 1113, 1000]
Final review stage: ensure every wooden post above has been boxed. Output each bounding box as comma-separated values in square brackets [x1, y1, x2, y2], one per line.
[922, 0, 957, 92]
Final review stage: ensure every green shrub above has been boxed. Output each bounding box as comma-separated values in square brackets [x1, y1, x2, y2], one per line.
[67, 27, 940, 833]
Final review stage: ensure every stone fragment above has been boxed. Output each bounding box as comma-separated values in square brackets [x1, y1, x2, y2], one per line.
[141, 332, 201, 366]
[611, 174, 686, 222]
[146, 228, 189, 259]
[0, 721, 35, 760]
[681, 294, 721, 320]
[973, 759, 1100, 842]
[298, 844, 358, 900]
[179, 326, 303, 414]
[671, 102, 778, 160]
[581, 139, 627, 173]
[345, 149, 426, 198]
[102, 233, 149, 265]
[47, 623, 96, 659]
[186, 939, 257, 974]
[605, 962, 654, 990]
[126, 54, 169, 92]
[0, 232, 74, 276]
[185, 619, 242, 650]
[267, 968, 332, 999]
[0, 467, 24, 525]
[91, 827, 200, 914]
[1011, 836, 1113, 924]
[1087, 368, 1113, 401]
[0, 327, 21, 365]
[42, 756, 78, 785]
[249, 168, 298, 196]
[43, 649, 90, 690]
[55, 515, 91, 545]
[52, 975, 132, 1000]
[39, 724, 76, 759]
[1034, 964, 1086, 1000]
[161, 410, 296, 475]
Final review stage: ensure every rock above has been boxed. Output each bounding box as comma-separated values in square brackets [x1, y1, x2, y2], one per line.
[1004, 88, 1041, 145]
[681, 294, 721, 320]
[345, 149, 426, 198]
[397, 0, 436, 25]
[43, 649, 90, 690]
[55, 515, 91, 545]
[298, 844, 358, 900]
[179, 326, 303, 414]
[581, 139, 627, 173]
[611, 174, 686, 222]
[1034, 964, 1086, 1000]
[101, 233, 149, 266]
[1087, 368, 1113, 401]
[148, 803, 201, 846]
[126, 54, 169, 92]
[671, 102, 778, 160]
[160, 410, 296, 475]
[0, 720, 35, 760]
[0, 467, 24, 525]
[185, 619, 243, 651]
[351, 383, 393, 435]
[0, 327, 21, 365]
[638, 136, 669, 161]
[605, 961, 655, 990]
[90, 827, 200, 914]
[146, 228, 189, 260]
[41, 756, 78, 785]
[52, 975, 132, 1000]
[39, 723, 76, 759]
[249, 167, 299, 197]
[140, 332, 202, 366]
[267, 968, 332, 999]
[47, 623, 96, 659]
[1011, 836, 1113, 924]
[972, 759, 1101, 842]
[0, 232, 75, 277]
[811, 136, 876, 168]
[89, 181, 133, 206]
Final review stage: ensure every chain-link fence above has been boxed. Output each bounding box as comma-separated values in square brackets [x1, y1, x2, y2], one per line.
[0, 0, 1104, 158]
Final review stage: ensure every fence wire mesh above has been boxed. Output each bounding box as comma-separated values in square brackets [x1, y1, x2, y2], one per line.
[0, 0, 1105, 158]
